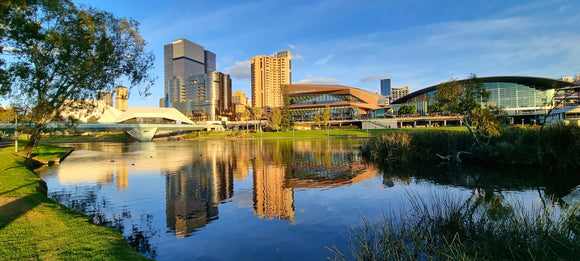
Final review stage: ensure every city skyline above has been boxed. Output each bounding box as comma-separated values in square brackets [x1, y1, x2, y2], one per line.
[71, 0, 579, 108]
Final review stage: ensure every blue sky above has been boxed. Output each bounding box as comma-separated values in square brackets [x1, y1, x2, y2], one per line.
[75, 0, 580, 107]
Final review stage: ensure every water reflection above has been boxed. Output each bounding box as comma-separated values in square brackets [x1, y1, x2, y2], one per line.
[42, 140, 378, 239]
[37, 139, 573, 260]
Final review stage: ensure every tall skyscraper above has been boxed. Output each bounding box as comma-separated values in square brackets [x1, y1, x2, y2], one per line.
[115, 86, 128, 111]
[251, 50, 291, 109]
[164, 39, 216, 104]
[167, 71, 232, 121]
[164, 39, 232, 120]
[380, 78, 391, 98]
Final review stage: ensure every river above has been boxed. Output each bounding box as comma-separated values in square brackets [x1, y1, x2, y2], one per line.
[37, 138, 570, 260]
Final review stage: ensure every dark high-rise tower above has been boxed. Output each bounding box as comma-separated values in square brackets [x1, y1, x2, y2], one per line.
[380, 78, 391, 98]
[164, 39, 217, 108]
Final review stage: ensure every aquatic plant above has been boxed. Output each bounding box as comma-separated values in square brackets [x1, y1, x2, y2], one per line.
[332, 191, 580, 260]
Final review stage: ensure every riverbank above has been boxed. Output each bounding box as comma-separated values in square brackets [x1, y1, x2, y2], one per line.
[0, 145, 150, 260]
[361, 125, 580, 170]
[182, 126, 467, 140]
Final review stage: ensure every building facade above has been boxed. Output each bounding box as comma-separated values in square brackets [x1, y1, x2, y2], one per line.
[232, 91, 249, 105]
[164, 38, 216, 108]
[167, 71, 232, 121]
[287, 84, 387, 120]
[391, 86, 409, 102]
[164, 39, 232, 120]
[97, 90, 113, 107]
[115, 86, 128, 111]
[389, 76, 575, 123]
[251, 50, 291, 109]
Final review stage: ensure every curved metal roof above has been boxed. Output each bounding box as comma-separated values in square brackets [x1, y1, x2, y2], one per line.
[391, 76, 575, 105]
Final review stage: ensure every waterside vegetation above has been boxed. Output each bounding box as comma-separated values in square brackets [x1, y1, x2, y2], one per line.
[334, 191, 580, 260]
[361, 125, 580, 170]
[0, 146, 150, 260]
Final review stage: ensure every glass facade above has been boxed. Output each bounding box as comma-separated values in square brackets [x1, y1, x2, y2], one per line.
[290, 106, 355, 120]
[391, 82, 554, 116]
[291, 94, 364, 106]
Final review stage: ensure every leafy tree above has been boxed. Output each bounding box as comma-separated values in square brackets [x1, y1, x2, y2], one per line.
[268, 107, 281, 131]
[242, 107, 251, 132]
[252, 107, 264, 132]
[432, 74, 502, 148]
[1, 0, 154, 158]
[398, 105, 417, 115]
[427, 103, 444, 114]
[322, 106, 331, 130]
[314, 112, 322, 129]
[0, 107, 16, 122]
[281, 85, 293, 131]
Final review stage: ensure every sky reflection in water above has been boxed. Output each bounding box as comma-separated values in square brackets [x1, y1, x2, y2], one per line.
[38, 139, 565, 260]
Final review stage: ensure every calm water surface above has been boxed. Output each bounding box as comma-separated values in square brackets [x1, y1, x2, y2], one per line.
[38, 139, 568, 260]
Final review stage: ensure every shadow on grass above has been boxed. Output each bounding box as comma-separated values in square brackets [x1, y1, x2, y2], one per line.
[0, 195, 41, 231]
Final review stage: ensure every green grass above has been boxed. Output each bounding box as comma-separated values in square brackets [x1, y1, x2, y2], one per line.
[15, 142, 73, 161]
[333, 191, 580, 260]
[184, 127, 467, 139]
[0, 146, 150, 260]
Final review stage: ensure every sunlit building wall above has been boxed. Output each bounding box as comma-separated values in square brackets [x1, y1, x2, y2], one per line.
[115, 86, 128, 111]
[391, 86, 409, 102]
[251, 50, 291, 109]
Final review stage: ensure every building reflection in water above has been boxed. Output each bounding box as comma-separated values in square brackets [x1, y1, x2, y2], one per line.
[250, 139, 379, 222]
[51, 139, 379, 237]
[164, 141, 234, 238]
[252, 157, 295, 221]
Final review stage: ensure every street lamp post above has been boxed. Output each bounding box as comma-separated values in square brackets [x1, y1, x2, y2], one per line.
[13, 106, 20, 153]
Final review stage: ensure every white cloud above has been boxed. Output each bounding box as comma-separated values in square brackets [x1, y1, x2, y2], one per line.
[360, 74, 388, 82]
[314, 54, 334, 65]
[293, 54, 304, 60]
[295, 76, 342, 84]
[288, 44, 296, 49]
[226, 60, 251, 79]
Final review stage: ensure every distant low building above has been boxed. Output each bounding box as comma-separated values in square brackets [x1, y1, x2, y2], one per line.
[391, 86, 409, 102]
[287, 84, 387, 121]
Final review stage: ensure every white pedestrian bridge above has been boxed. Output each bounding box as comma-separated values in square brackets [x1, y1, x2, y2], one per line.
[0, 122, 222, 142]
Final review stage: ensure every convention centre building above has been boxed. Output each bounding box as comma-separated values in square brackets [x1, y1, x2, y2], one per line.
[389, 76, 576, 124]
[287, 84, 388, 121]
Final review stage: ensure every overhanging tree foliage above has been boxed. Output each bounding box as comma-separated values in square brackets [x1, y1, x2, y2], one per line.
[0, 0, 154, 158]
[432, 74, 505, 149]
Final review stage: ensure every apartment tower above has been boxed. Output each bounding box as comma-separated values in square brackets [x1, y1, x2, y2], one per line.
[251, 50, 291, 109]
[115, 86, 128, 111]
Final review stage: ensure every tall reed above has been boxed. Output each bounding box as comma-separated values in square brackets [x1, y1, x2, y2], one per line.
[333, 191, 580, 260]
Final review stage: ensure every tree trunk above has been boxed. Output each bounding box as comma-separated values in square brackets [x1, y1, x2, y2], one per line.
[21, 127, 42, 159]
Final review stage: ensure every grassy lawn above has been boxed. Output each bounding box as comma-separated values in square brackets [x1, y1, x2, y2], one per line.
[15, 142, 73, 162]
[186, 126, 468, 139]
[0, 146, 150, 260]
